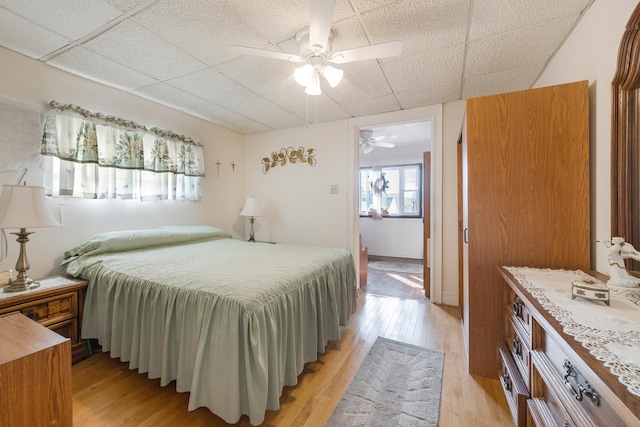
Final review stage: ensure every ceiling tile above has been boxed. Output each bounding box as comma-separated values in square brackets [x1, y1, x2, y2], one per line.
[224, 95, 289, 119]
[222, 118, 271, 134]
[257, 113, 307, 130]
[395, 81, 461, 109]
[83, 19, 206, 81]
[133, 81, 218, 111]
[0, 9, 69, 58]
[295, 104, 351, 123]
[167, 67, 256, 105]
[0, 0, 596, 134]
[465, 16, 578, 78]
[342, 94, 401, 117]
[352, 0, 399, 13]
[325, 66, 392, 105]
[48, 46, 157, 91]
[462, 64, 545, 99]
[384, 44, 465, 92]
[470, 0, 593, 40]
[133, 0, 269, 66]
[0, 0, 122, 40]
[263, 87, 335, 114]
[362, 0, 470, 58]
[215, 55, 299, 95]
[105, 0, 151, 13]
[224, 0, 311, 44]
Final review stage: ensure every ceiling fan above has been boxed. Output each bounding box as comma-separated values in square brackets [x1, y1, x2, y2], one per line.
[359, 129, 396, 154]
[230, 0, 402, 95]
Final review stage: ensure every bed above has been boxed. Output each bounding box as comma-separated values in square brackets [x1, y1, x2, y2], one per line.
[61, 225, 357, 425]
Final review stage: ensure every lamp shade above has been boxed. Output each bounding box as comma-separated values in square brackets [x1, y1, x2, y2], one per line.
[239, 196, 262, 217]
[0, 185, 60, 229]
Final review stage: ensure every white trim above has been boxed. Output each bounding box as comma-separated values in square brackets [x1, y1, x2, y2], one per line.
[348, 104, 444, 302]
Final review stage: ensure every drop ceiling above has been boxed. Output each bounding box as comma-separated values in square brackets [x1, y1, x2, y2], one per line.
[0, 0, 594, 134]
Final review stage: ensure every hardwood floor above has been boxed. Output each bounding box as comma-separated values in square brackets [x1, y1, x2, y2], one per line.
[71, 291, 513, 426]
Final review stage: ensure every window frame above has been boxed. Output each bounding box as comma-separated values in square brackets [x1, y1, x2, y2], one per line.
[359, 162, 423, 219]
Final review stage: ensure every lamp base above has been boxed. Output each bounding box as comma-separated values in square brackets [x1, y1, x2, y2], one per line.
[4, 278, 40, 293]
[3, 228, 39, 293]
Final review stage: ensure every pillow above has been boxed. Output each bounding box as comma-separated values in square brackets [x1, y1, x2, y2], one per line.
[62, 225, 231, 263]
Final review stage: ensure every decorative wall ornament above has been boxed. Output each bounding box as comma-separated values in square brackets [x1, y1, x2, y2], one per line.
[262, 146, 316, 173]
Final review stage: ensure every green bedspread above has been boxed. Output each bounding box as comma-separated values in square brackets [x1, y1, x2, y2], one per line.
[62, 226, 357, 425]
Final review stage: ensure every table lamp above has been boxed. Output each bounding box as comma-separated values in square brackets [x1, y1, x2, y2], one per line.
[239, 196, 262, 242]
[0, 184, 61, 292]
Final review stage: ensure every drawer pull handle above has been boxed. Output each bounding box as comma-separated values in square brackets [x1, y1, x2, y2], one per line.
[512, 337, 521, 356]
[23, 308, 39, 321]
[512, 297, 523, 319]
[563, 421, 570, 427]
[501, 373, 511, 392]
[563, 360, 600, 406]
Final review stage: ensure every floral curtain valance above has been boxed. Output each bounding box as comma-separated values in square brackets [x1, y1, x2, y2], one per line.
[41, 101, 205, 201]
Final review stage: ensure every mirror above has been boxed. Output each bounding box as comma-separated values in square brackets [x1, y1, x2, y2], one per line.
[612, 3, 640, 272]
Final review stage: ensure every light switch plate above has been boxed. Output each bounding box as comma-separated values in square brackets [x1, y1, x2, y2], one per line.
[330, 184, 339, 194]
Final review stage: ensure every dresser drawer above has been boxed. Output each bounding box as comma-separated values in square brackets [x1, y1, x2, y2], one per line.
[527, 398, 566, 427]
[0, 291, 77, 327]
[505, 316, 531, 387]
[499, 344, 529, 427]
[506, 289, 532, 341]
[48, 318, 79, 345]
[530, 350, 597, 427]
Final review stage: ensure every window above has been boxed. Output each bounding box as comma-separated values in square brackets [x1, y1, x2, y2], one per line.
[360, 163, 422, 218]
[41, 102, 205, 201]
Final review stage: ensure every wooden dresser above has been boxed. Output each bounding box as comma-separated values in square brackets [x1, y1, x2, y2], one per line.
[0, 311, 72, 426]
[0, 276, 90, 364]
[498, 267, 640, 427]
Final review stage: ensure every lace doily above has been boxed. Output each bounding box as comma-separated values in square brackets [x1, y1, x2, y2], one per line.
[504, 266, 640, 398]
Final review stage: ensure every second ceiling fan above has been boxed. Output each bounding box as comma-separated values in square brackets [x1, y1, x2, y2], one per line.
[230, 0, 402, 95]
[359, 129, 396, 153]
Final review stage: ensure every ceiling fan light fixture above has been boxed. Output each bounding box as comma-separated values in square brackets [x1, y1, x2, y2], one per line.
[294, 63, 314, 86]
[305, 73, 322, 95]
[322, 65, 343, 88]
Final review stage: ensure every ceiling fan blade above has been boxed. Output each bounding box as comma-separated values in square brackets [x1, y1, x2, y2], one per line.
[373, 134, 397, 142]
[230, 45, 302, 62]
[309, 0, 336, 53]
[330, 41, 402, 64]
[373, 141, 396, 148]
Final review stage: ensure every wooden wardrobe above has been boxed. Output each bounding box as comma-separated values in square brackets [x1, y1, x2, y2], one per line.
[460, 80, 591, 377]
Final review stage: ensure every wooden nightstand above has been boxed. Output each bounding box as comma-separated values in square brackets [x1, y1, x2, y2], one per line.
[0, 276, 90, 364]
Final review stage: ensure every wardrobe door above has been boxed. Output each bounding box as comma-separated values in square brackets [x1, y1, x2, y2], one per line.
[464, 81, 590, 377]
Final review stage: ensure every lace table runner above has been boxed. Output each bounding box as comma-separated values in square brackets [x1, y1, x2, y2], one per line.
[504, 266, 640, 397]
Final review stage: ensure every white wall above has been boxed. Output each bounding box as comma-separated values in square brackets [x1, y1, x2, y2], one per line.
[242, 121, 351, 249]
[533, 0, 637, 274]
[243, 105, 452, 302]
[0, 46, 245, 280]
[359, 218, 423, 259]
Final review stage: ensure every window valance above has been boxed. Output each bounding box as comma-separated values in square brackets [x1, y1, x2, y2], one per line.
[41, 101, 205, 201]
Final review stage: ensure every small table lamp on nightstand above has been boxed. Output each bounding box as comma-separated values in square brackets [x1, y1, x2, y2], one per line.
[0, 184, 61, 292]
[240, 196, 263, 242]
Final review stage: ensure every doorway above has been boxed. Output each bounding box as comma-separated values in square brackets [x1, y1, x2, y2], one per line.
[348, 105, 443, 303]
[357, 120, 432, 300]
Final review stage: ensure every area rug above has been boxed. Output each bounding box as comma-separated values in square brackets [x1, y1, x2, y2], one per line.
[369, 261, 424, 274]
[325, 337, 444, 427]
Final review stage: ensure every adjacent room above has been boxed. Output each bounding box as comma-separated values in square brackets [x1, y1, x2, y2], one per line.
[0, 1, 639, 426]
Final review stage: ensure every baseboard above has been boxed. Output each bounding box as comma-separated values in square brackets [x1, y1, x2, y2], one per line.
[441, 290, 459, 307]
[368, 251, 422, 260]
